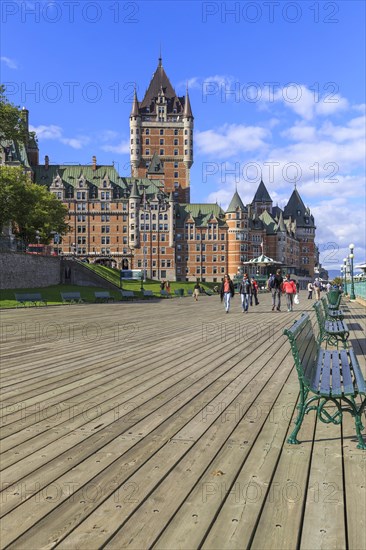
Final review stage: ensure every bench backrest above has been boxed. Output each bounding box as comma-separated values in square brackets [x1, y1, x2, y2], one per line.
[95, 292, 110, 297]
[161, 290, 170, 296]
[327, 290, 341, 306]
[61, 292, 81, 299]
[143, 290, 153, 297]
[321, 296, 330, 316]
[121, 290, 134, 297]
[283, 313, 318, 387]
[313, 301, 325, 342]
[15, 293, 43, 301]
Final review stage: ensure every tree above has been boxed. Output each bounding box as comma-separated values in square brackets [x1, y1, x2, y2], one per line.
[0, 165, 69, 243]
[0, 85, 28, 143]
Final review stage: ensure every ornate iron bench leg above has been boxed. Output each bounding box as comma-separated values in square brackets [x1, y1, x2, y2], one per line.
[287, 388, 309, 445]
[351, 397, 366, 450]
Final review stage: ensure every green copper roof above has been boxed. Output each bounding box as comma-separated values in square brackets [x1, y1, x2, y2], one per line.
[259, 209, 277, 234]
[176, 203, 226, 227]
[147, 152, 164, 175]
[226, 191, 246, 213]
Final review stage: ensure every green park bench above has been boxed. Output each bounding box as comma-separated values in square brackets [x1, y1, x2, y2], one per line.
[326, 292, 342, 311]
[61, 292, 84, 305]
[328, 289, 341, 306]
[142, 290, 154, 298]
[322, 296, 344, 321]
[94, 291, 115, 303]
[160, 289, 172, 298]
[120, 290, 136, 300]
[313, 301, 349, 349]
[283, 313, 365, 450]
[174, 289, 185, 297]
[15, 293, 47, 307]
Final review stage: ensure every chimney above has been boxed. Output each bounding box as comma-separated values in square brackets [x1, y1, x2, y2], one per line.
[45, 155, 49, 170]
[92, 155, 97, 171]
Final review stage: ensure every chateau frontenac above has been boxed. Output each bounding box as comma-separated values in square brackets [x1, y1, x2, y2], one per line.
[1, 58, 317, 282]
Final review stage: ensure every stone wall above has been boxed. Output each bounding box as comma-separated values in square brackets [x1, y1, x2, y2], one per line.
[0, 253, 120, 291]
[0, 252, 61, 289]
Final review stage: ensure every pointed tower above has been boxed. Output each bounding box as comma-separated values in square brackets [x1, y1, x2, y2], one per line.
[130, 90, 141, 177]
[225, 190, 249, 278]
[128, 180, 140, 249]
[131, 57, 194, 203]
[283, 187, 316, 277]
[252, 179, 273, 215]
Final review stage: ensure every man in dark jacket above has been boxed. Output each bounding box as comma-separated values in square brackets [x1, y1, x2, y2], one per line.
[268, 269, 283, 311]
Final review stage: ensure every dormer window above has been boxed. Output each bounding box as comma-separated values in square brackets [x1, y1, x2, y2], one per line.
[297, 209, 301, 216]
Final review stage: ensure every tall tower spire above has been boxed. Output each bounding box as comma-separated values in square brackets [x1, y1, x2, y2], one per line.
[131, 58, 194, 203]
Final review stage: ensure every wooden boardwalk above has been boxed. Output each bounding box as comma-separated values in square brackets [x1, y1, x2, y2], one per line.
[0, 293, 365, 550]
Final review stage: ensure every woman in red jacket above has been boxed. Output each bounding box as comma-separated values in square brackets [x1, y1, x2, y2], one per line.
[282, 274, 297, 312]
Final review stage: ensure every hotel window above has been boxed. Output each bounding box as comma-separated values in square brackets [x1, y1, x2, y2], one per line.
[160, 149, 164, 155]
[145, 129, 149, 135]
[145, 138, 150, 145]
[174, 139, 178, 146]
[174, 161, 178, 168]
[174, 149, 178, 156]
[160, 129, 164, 135]
[174, 129, 178, 135]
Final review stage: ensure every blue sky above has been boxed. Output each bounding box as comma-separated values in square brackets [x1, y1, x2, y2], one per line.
[1, 0, 365, 271]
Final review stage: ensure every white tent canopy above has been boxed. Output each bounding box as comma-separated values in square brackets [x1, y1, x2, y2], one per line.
[243, 254, 282, 266]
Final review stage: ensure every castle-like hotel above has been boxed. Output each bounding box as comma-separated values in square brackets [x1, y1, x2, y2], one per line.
[2, 58, 317, 282]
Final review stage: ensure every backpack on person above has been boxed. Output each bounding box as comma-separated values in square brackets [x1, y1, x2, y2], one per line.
[268, 274, 276, 290]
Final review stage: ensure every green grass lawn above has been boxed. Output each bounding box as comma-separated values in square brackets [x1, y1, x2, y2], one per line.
[0, 278, 218, 309]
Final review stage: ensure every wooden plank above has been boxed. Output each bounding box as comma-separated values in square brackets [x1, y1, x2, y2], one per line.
[300, 412, 345, 549]
[154, 358, 297, 550]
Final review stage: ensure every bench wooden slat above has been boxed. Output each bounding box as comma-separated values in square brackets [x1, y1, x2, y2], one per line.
[340, 350, 354, 396]
[319, 350, 331, 396]
[349, 348, 366, 394]
[331, 352, 342, 397]
[308, 351, 324, 394]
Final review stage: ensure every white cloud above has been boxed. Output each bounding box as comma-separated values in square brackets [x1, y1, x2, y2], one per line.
[1, 56, 18, 69]
[60, 136, 90, 149]
[196, 123, 270, 157]
[260, 84, 350, 121]
[178, 75, 237, 99]
[99, 130, 119, 142]
[29, 124, 62, 140]
[101, 140, 130, 154]
[29, 124, 89, 149]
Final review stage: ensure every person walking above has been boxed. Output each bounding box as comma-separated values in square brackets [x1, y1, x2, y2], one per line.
[283, 274, 297, 311]
[251, 277, 259, 306]
[313, 278, 321, 300]
[193, 281, 200, 301]
[268, 269, 283, 311]
[307, 281, 313, 299]
[220, 274, 235, 313]
[239, 273, 252, 313]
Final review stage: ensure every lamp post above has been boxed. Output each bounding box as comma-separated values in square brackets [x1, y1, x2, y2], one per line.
[343, 258, 348, 295]
[349, 243, 356, 300]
